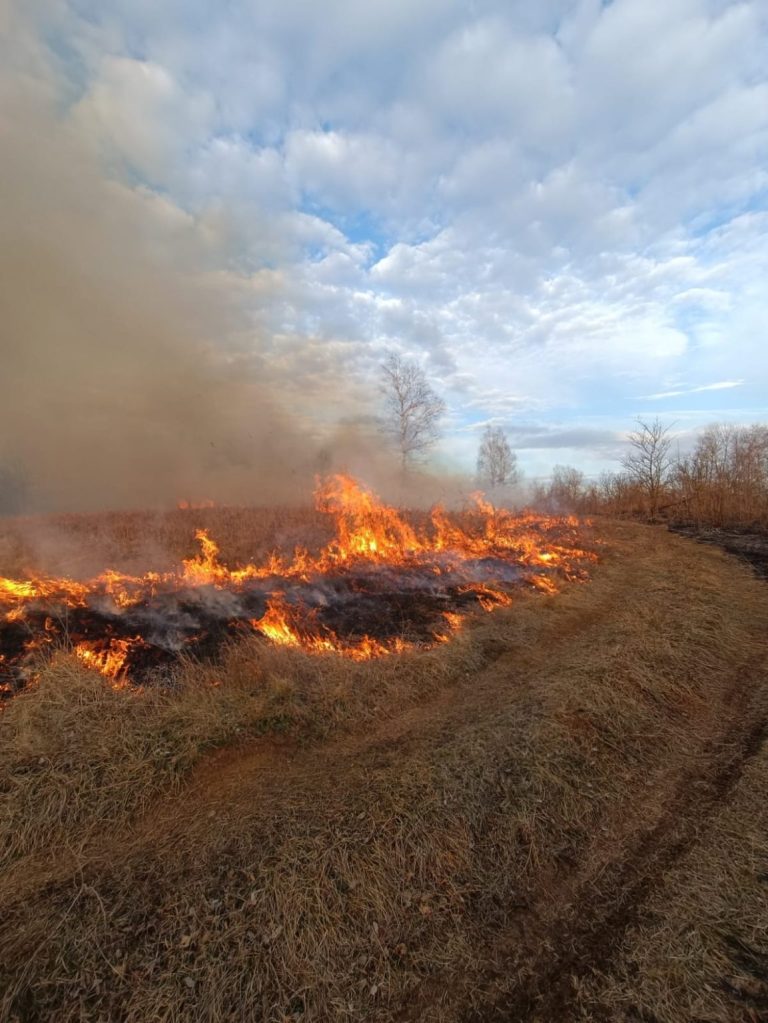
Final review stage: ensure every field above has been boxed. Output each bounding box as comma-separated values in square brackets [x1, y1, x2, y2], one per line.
[1, 505, 767, 1022]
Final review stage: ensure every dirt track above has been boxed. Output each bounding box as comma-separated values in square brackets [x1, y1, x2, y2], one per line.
[476, 665, 768, 1021]
[2, 523, 768, 1021]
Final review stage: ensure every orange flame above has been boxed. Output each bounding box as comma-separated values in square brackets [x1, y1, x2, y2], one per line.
[0, 475, 596, 681]
[73, 637, 145, 681]
[252, 597, 408, 661]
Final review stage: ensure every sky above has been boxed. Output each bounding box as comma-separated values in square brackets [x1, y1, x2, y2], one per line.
[3, 0, 768, 485]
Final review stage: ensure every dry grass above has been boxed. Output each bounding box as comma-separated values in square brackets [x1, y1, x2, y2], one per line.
[0, 505, 333, 578]
[0, 629, 488, 870]
[1, 519, 767, 1021]
[577, 739, 768, 1023]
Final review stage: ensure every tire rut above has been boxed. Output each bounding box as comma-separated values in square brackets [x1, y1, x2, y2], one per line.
[468, 674, 768, 1022]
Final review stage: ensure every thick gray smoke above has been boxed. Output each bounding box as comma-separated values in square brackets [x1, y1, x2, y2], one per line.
[0, 6, 322, 513]
[0, 4, 475, 519]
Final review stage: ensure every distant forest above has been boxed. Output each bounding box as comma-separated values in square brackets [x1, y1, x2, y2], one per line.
[533, 420, 768, 528]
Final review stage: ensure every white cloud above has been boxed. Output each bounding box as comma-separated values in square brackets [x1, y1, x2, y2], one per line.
[420, 16, 574, 148]
[640, 380, 744, 400]
[284, 130, 404, 213]
[573, 0, 763, 153]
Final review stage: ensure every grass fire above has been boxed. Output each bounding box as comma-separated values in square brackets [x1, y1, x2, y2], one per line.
[4, 4, 768, 1021]
[0, 475, 594, 695]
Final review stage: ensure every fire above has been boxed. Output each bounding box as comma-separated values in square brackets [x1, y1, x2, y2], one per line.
[253, 598, 309, 649]
[314, 473, 421, 564]
[0, 475, 597, 693]
[252, 597, 410, 661]
[458, 583, 514, 612]
[74, 637, 143, 681]
[182, 529, 230, 587]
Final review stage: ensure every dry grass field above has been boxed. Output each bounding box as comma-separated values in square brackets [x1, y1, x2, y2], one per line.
[1, 508, 767, 1022]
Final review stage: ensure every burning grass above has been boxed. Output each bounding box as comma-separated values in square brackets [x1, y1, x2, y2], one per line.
[0, 475, 595, 695]
[1, 519, 767, 1021]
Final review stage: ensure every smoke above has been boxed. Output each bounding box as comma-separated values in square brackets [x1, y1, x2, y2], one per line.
[315, 418, 476, 510]
[0, 4, 321, 513]
[0, 5, 475, 519]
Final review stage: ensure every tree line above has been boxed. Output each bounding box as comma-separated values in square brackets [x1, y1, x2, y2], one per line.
[533, 418, 768, 527]
[379, 358, 768, 527]
[1, 347, 764, 527]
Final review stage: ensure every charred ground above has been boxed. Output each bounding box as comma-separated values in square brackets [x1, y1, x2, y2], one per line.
[0, 477, 594, 695]
[670, 522, 768, 579]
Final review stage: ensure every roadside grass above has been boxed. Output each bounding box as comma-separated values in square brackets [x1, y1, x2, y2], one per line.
[0, 626, 489, 870]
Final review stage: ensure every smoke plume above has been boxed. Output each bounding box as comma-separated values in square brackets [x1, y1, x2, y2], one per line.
[0, 4, 320, 513]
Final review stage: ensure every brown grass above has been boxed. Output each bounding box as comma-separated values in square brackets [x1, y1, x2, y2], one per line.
[578, 737, 768, 1022]
[0, 505, 334, 578]
[1, 518, 767, 1021]
[0, 631, 489, 870]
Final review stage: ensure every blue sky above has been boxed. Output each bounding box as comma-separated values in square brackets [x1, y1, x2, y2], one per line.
[5, 0, 768, 481]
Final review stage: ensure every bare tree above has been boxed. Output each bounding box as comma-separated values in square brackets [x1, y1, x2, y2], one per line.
[677, 423, 768, 526]
[550, 464, 585, 511]
[622, 417, 674, 518]
[477, 425, 518, 487]
[381, 354, 446, 471]
[532, 464, 587, 512]
[559, 419, 768, 527]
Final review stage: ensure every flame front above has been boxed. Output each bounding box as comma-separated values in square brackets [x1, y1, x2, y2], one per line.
[252, 596, 408, 661]
[0, 475, 596, 691]
[315, 473, 421, 564]
[74, 637, 144, 681]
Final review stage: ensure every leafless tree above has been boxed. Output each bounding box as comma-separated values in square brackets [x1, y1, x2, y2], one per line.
[558, 418, 768, 527]
[381, 354, 446, 470]
[550, 464, 585, 511]
[676, 423, 768, 525]
[532, 464, 587, 512]
[591, 470, 644, 517]
[477, 425, 518, 487]
[622, 417, 674, 518]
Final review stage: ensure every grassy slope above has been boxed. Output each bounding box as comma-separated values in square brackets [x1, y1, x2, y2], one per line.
[1, 521, 767, 1021]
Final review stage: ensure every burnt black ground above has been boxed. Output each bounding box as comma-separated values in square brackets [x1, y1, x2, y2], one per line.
[669, 523, 768, 579]
[0, 558, 532, 695]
